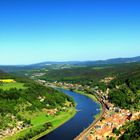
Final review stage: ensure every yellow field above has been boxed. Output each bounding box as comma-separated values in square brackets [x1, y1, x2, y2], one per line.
[0, 79, 16, 83]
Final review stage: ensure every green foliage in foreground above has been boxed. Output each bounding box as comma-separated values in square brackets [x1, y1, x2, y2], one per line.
[119, 119, 140, 140]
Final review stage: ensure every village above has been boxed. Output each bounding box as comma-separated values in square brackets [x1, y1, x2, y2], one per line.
[38, 79, 140, 140]
[87, 109, 140, 140]
[0, 78, 139, 140]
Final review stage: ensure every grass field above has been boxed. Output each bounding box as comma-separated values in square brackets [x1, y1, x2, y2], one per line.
[3, 108, 76, 140]
[0, 82, 25, 90]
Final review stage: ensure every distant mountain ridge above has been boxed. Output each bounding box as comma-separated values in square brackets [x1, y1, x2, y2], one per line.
[31, 56, 140, 66]
[0, 56, 140, 72]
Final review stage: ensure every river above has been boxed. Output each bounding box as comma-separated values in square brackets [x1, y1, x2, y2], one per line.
[39, 89, 100, 140]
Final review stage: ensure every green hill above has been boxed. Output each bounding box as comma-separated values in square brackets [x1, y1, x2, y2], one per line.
[0, 70, 75, 140]
[108, 65, 140, 111]
[39, 63, 140, 84]
[0, 69, 11, 79]
[36, 63, 140, 111]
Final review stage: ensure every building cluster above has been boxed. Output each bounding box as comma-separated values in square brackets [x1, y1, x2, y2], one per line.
[0, 120, 28, 138]
[86, 85, 140, 140]
[87, 108, 140, 140]
[100, 77, 115, 84]
[30, 72, 46, 79]
[43, 81, 84, 91]
[43, 108, 58, 116]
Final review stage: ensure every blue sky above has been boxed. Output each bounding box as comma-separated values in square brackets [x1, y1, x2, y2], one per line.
[0, 0, 140, 65]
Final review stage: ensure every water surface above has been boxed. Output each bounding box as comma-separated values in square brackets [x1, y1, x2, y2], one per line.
[39, 89, 100, 140]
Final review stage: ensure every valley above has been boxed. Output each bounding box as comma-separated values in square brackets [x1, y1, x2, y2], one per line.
[0, 59, 140, 140]
[1, 0, 140, 139]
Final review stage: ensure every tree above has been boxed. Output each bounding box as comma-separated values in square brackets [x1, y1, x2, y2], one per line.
[112, 127, 120, 136]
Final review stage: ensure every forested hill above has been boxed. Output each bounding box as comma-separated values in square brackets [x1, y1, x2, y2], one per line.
[31, 56, 140, 67]
[0, 70, 75, 139]
[0, 69, 32, 83]
[108, 64, 140, 111]
[39, 63, 140, 84]
[39, 62, 140, 111]
[0, 56, 140, 72]
[0, 69, 10, 79]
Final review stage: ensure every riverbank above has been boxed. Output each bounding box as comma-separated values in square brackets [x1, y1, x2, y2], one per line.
[74, 90, 98, 102]
[48, 84, 104, 139]
[3, 88, 101, 140]
[31, 108, 76, 140]
[74, 90, 102, 111]
[3, 108, 76, 140]
[73, 90, 105, 140]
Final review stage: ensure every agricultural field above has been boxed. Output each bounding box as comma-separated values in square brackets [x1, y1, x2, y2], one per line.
[0, 82, 25, 90]
[0, 79, 15, 83]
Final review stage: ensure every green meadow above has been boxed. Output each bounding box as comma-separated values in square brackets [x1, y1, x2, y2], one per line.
[4, 108, 76, 140]
[0, 82, 25, 90]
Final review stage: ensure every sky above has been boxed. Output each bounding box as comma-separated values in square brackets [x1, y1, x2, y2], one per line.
[0, 0, 140, 65]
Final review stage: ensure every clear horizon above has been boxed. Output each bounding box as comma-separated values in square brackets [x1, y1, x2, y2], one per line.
[0, 0, 140, 65]
[0, 55, 139, 66]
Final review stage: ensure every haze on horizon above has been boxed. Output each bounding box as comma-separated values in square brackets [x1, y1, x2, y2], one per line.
[0, 0, 140, 65]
